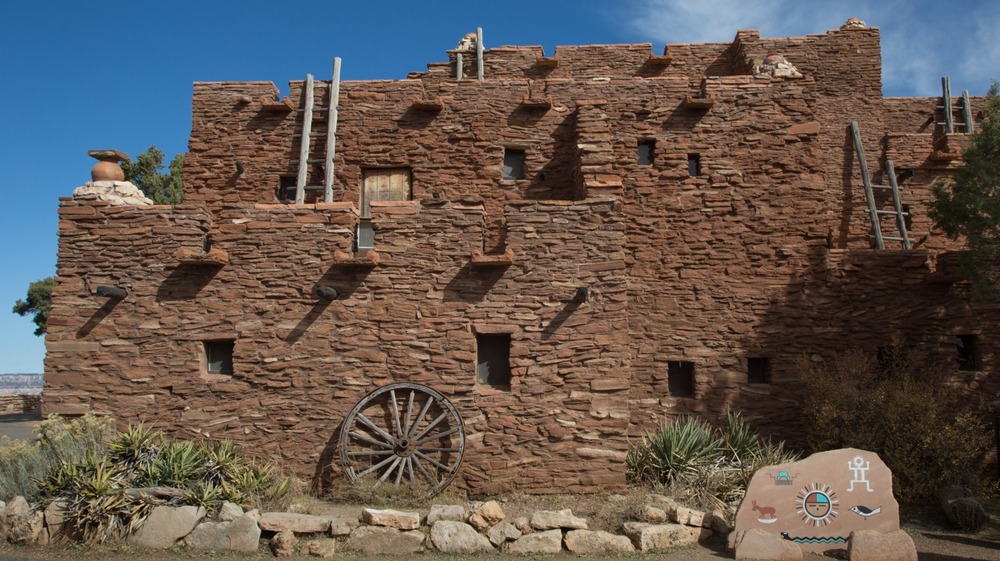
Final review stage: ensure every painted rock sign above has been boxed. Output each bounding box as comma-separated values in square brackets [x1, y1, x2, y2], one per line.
[734, 448, 899, 554]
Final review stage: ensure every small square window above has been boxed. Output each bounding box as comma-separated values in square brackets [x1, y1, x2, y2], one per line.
[277, 176, 296, 201]
[477, 334, 511, 386]
[957, 334, 979, 371]
[205, 341, 234, 375]
[668, 361, 694, 397]
[637, 140, 655, 166]
[748, 357, 771, 384]
[687, 154, 701, 176]
[503, 149, 525, 180]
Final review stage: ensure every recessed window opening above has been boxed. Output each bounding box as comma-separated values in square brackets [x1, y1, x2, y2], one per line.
[277, 175, 296, 201]
[668, 361, 694, 397]
[747, 357, 771, 384]
[687, 153, 701, 176]
[637, 140, 655, 165]
[503, 149, 525, 180]
[204, 341, 234, 375]
[957, 334, 979, 371]
[476, 334, 511, 386]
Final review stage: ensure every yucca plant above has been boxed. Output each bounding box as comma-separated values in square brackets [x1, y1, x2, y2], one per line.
[154, 441, 207, 487]
[107, 423, 160, 471]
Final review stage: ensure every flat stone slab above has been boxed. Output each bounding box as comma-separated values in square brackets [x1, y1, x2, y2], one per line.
[735, 528, 803, 561]
[564, 529, 635, 553]
[622, 521, 698, 551]
[530, 508, 587, 530]
[848, 529, 917, 561]
[184, 513, 261, 552]
[503, 529, 563, 554]
[345, 526, 424, 555]
[426, 504, 465, 525]
[362, 508, 421, 530]
[258, 512, 333, 534]
[735, 448, 900, 555]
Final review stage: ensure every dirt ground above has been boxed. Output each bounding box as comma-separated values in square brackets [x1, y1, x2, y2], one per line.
[0, 493, 997, 561]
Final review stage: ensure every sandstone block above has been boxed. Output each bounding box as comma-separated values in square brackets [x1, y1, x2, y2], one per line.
[426, 504, 465, 525]
[218, 501, 244, 522]
[512, 516, 532, 534]
[345, 526, 425, 555]
[270, 529, 297, 557]
[304, 538, 338, 558]
[129, 505, 206, 549]
[362, 508, 421, 530]
[564, 529, 635, 553]
[6, 496, 32, 544]
[735, 528, 802, 561]
[467, 500, 505, 530]
[637, 505, 668, 523]
[530, 509, 587, 530]
[487, 520, 522, 546]
[258, 512, 332, 534]
[329, 515, 360, 536]
[184, 512, 261, 552]
[848, 529, 917, 561]
[622, 521, 697, 552]
[429, 520, 493, 553]
[503, 529, 563, 554]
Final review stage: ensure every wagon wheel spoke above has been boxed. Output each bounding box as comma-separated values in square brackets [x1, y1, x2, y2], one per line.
[340, 382, 465, 498]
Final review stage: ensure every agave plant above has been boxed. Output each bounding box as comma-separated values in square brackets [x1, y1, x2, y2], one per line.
[107, 423, 160, 471]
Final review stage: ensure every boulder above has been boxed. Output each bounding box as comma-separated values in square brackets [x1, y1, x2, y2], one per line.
[467, 500, 505, 531]
[636, 505, 668, 523]
[674, 506, 705, 527]
[622, 521, 697, 552]
[218, 501, 244, 522]
[345, 526, 424, 555]
[848, 529, 917, 561]
[564, 529, 635, 553]
[43, 500, 68, 543]
[270, 529, 297, 557]
[304, 538, 338, 558]
[530, 509, 587, 530]
[487, 520, 522, 546]
[503, 529, 563, 554]
[362, 508, 421, 530]
[512, 516, 532, 534]
[129, 505, 205, 549]
[0, 500, 6, 542]
[6, 496, 33, 543]
[938, 485, 988, 531]
[426, 504, 465, 525]
[735, 528, 803, 561]
[329, 515, 360, 537]
[430, 520, 493, 553]
[184, 512, 261, 552]
[258, 512, 333, 534]
[734, 448, 900, 554]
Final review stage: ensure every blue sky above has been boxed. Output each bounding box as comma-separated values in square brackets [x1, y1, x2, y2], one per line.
[1, 0, 997, 374]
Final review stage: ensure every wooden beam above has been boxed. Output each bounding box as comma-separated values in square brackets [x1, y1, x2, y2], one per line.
[942, 76, 954, 134]
[476, 27, 484, 81]
[456, 52, 463, 80]
[324, 59, 341, 203]
[962, 90, 974, 134]
[296, 73, 314, 204]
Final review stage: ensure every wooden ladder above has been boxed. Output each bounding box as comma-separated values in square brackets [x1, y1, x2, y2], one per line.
[292, 58, 342, 204]
[851, 121, 912, 250]
[938, 76, 975, 134]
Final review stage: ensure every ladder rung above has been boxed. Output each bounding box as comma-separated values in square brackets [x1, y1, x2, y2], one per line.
[289, 159, 326, 164]
[881, 236, 909, 241]
[876, 210, 909, 215]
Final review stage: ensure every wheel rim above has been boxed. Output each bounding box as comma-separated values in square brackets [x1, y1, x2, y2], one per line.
[339, 382, 465, 498]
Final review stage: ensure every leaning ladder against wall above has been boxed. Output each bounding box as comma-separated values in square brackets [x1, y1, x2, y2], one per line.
[295, 58, 343, 204]
[850, 121, 912, 250]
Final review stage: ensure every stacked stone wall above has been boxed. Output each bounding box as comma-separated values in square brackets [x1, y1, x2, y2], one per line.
[46, 23, 999, 492]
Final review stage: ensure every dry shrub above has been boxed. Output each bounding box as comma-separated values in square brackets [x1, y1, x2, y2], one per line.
[799, 348, 995, 505]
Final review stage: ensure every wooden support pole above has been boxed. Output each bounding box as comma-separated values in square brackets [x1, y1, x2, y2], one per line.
[324, 58, 341, 203]
[962, 90, 974, 134]
[885, 160, 911, 250]
[296, 73, 315, 204]
[476, 27, 484, 81]
[456, 52, 463, 80]
[852, 121, 885, 250]
[942, 76, 954, 133]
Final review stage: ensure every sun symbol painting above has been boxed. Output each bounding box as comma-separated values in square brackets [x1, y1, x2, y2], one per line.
[797, 484, 838, 526]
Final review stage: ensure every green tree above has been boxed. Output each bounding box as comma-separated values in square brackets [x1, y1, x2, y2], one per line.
[121, 145, 184, 205]
[930, 81, 1000, 289]
[12, 277, 56, 336]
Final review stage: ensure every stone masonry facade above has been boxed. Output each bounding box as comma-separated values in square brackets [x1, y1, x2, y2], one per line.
[45, 21, 997, 494]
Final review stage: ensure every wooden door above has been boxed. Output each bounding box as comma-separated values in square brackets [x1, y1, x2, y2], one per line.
[361, 168, 411, 217]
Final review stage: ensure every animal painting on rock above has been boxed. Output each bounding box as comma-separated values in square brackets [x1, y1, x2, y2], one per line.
[734, 448, 900, 554]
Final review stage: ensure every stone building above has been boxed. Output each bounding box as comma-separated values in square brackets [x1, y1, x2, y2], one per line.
[44, 20, 996, 494]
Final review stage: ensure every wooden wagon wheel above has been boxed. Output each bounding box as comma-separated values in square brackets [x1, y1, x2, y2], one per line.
[339, 382, 465, 498]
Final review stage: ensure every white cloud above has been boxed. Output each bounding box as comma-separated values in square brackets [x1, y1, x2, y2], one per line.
[623, 0, 993, 96]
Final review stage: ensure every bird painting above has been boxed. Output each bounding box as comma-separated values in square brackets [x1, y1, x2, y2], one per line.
[849, 505, 881, 519]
